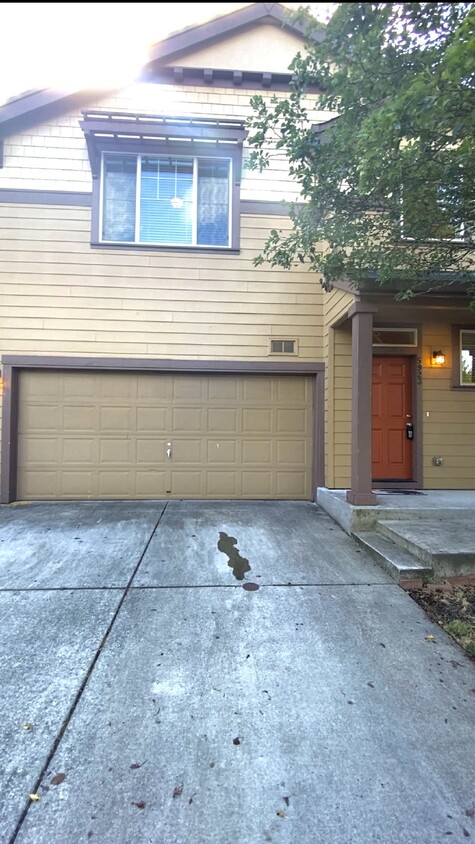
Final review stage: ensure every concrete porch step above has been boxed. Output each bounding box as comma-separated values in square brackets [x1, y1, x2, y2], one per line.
[352, 530, 433, 584]
[377, 519, 475, 578]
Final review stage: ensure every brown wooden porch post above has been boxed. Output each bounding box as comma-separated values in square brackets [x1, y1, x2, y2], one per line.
[346, 302, 378, 505]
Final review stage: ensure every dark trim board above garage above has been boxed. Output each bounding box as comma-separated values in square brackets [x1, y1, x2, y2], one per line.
[1, 356, 323, 374]
[1, 356, 325, 504]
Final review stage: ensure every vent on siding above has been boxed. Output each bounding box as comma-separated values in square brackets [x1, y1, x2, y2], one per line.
[269, 339, 297, 355]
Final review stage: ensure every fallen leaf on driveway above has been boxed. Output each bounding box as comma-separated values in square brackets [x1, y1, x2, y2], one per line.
[462, 828, 470, 838]
[22, 723, 34, 731]
[173, 784, 183, 798]
[425, 635, 436, 642]
[466, 809, 475, 817]
[233, 737, 241, 745]
[50, 773, 66, 786]
[130, 761, 147, 770]
[132, 801, 146, 809]
[29, 794, 41, 802]
[276, 810, 285, 818]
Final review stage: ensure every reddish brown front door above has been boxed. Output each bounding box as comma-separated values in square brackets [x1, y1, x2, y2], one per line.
[372, 356, 413, 481]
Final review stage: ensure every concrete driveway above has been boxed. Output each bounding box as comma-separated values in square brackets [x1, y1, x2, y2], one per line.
[0, 500, 473, 844]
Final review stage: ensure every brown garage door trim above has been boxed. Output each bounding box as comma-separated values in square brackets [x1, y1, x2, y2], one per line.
[1, 355, 325, 504]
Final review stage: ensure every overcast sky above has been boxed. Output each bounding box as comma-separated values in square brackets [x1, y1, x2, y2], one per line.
[0, 2, 337, 105]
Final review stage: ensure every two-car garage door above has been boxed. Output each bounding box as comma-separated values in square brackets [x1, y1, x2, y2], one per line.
[17, 371, 314, 500]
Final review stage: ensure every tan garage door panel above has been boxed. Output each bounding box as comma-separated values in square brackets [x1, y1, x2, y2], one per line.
[17, 371, 313, 500]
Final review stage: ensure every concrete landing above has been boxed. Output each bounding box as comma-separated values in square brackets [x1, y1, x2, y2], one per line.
[379, 519, 475, 577]
[318, 489, 475, 581]
[317, 488, 475, 534]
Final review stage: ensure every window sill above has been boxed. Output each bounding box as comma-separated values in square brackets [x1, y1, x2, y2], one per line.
[451, 385, 475, 391]
[90, 242, 240, 255]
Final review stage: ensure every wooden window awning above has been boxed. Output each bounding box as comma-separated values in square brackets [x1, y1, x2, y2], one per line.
[80, 110, 248, 178]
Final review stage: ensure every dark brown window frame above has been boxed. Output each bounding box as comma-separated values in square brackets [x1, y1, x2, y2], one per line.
[452, 325, 475, 389]
[0, 355, 325, 504]
[81, 111, 247, 252]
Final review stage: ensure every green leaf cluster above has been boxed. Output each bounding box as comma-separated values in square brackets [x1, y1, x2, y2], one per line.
[247, 3, 475, 304]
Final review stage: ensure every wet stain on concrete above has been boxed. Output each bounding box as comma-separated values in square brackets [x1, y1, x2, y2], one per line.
[218, 532, 251, 581]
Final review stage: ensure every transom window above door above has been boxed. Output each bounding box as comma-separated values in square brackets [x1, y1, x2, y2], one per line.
[372, 327, 417, 347]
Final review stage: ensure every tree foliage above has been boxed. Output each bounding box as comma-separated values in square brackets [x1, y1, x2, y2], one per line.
[247, 2, 475, 302]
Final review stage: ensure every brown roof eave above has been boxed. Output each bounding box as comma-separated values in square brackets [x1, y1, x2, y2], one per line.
[0, 88, 117, 139]
[0, 3, 325, 139]
[146, 2, 323, 66]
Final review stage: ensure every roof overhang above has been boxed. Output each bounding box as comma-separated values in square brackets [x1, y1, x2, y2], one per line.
[0, 88, 116, 141]
[0, 3, 324, 140]
[145, 3, 323, 67]
[327, 271, 475, 299]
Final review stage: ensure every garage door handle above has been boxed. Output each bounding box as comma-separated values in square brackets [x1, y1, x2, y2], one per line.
[166, 444, 172, 459]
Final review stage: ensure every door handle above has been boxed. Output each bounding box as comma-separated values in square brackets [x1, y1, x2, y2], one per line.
[166, 443, 172, 459]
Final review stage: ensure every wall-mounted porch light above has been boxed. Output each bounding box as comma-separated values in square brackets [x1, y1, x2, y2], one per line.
[432, 350, 446, 366]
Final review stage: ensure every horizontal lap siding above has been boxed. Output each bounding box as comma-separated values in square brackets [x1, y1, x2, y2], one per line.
[0, 83, 333, 203]
[0, 80, 331, 494]
[422, 317, 475, 489]
[0, 204, 323, 361]
[323, 289, 355, 489]
[0, 205, 324, 496]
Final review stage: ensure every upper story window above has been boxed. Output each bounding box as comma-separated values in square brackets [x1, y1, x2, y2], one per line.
[401, 184, 465, 242]
[102, 153, 231, 247]
[80, 110, 247, 251]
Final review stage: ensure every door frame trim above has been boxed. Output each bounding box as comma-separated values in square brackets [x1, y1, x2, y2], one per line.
[1, 355, 325, 504]
[371, 349, 422, 489]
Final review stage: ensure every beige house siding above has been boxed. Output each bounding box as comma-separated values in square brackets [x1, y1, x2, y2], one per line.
[323, 289, 355, 488]
[0, 62, 332, 497]
[0, 83, 333, 203]
[0, 203, 323, 361]
[163, 23, 306, 74]
[422, 315, 475, 489]
[0, 200, 324, 496]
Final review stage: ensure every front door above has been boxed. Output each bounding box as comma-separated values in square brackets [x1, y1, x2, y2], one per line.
[372, 356, 413, 481]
